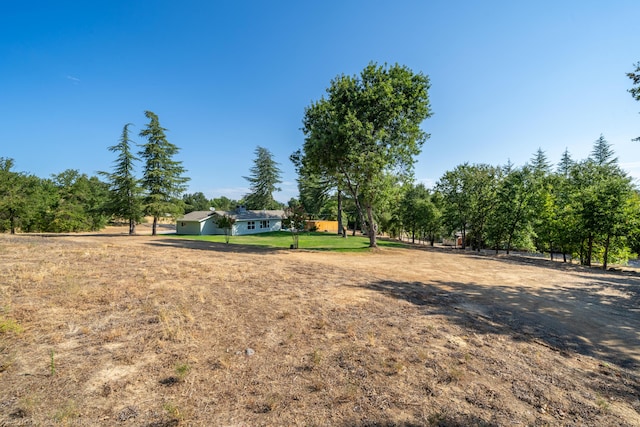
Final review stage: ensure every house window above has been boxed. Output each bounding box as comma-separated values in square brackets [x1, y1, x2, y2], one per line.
[247, 221, 255, 230]
[260, 220, 269, 229]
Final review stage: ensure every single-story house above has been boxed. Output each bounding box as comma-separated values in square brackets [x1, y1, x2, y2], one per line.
[176, 207, 285, 236]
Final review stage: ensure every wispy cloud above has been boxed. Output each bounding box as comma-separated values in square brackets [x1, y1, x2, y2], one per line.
[66, 75, 80, 84]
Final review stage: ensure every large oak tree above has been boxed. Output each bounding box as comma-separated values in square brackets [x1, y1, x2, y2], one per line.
[298, 63, 431, 247]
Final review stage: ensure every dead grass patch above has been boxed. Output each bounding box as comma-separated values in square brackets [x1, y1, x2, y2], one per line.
[0, 234, 638, 425]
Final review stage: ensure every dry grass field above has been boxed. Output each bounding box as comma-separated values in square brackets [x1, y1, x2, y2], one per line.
[1, 232, 639, 426]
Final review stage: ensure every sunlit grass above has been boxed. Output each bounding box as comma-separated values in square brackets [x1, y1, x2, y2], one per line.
[171, 231, 407, 251]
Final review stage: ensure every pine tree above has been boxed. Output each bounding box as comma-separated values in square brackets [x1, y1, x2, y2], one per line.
[557, 148, 574, 178]
[530, 148, 551, 176]
[590, 134, 618, 166]
[243, 146, 282, 210]
[139, 111, 190, 235]
[626, 62, 640, 141]
[101, 123, 143, 235]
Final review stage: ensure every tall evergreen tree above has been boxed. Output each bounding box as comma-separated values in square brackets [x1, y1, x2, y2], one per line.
[528, 148, 555, 255]
[627, 62, 640, 141]
[139, 111, 190, 235]
[291, 149, 344, 233]
[243, 146, 282, 210]
[557, 148, 574, 178]
[530, 147, 551, 177]
[571, 138, 632, 268]
[552, 160, 580, 262]
[590, 134, 617, 166]
[101, 123, 143, 235]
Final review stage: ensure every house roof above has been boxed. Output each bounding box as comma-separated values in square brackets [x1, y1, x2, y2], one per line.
[177, 209, 285, 222]
[178, 210, 216, 222]
[219, 209, 285, 221]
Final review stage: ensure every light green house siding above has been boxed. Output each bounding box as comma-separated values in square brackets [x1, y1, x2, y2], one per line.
[233, 219, 281, 235]
[176, 220, 203, 235]
[176, 209, 284, 236]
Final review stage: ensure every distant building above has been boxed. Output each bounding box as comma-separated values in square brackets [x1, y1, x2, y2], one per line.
[176, 206, 284, 236]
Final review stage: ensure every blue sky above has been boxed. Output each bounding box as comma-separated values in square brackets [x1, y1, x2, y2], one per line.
[2, 1, 639, 202]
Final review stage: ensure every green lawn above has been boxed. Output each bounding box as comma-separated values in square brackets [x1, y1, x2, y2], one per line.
[171, 231, 407, 251]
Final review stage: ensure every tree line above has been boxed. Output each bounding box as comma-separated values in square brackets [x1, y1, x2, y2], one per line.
[294, 135, 640, 268]
[291, 61, 640, 268]
[436, 139, 639, 268]
[3, 61, 640, 262]
[0, 111, 288, 235]
[0, 110, 190, 235]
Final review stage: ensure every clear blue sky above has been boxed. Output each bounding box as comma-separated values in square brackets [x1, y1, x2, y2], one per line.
[2, 1, 639, 202]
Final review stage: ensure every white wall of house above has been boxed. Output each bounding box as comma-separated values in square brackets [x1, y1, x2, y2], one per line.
[177, 221, 203, 235]
[201, 217, 224, 235]
[234, 219, 281, 235]
[176, 214, 283, 236]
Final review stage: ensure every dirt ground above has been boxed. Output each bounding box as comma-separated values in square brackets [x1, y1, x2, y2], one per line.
[0, 231, 638, 426]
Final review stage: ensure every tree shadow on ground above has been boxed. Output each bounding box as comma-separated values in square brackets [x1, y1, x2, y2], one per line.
[397, 240, 640, 278]
[360, 277, 640, 412]
[363, 278, 639, 370]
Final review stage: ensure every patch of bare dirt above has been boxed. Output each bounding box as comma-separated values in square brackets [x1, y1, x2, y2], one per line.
[0, 233, 638, 426]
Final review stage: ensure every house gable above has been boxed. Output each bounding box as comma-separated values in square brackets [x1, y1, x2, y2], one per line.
[176, 210, 216, 235]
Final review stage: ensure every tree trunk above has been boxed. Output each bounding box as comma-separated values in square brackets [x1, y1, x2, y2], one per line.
[9, 208, 16, 234]
[550, 240, 553, 261]
[366, 204, 377, 248]
[152, 216, 158, 236]
[603, 234, 611, 270]
[586, 234, 593, 266]
[129, 218, 136, 235]
[337, 189, 343, 236]
[340, 171, 367, 238]
[352, 196, 367, 237]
